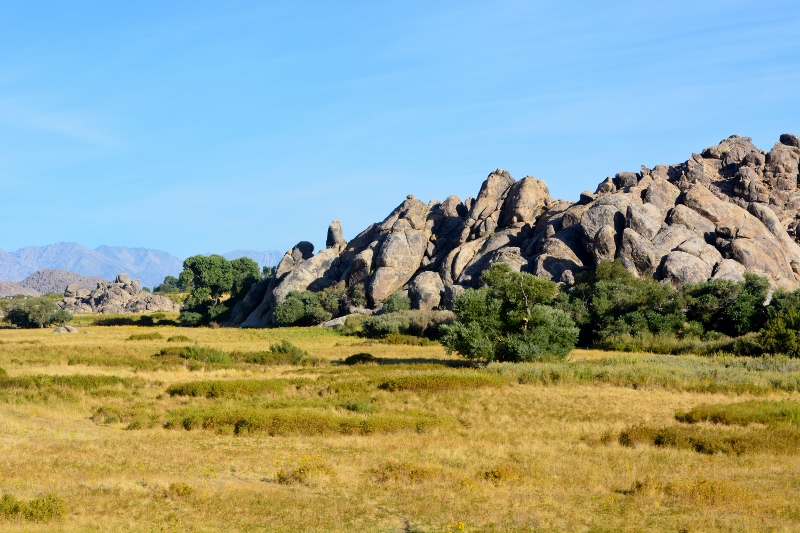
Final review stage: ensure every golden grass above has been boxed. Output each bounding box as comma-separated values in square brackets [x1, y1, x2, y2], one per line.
[0, 324, 799, 531]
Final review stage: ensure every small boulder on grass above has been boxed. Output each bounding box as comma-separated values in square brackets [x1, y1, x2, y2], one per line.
[53, 326, 78, 334]
[344, 352, 378, 365]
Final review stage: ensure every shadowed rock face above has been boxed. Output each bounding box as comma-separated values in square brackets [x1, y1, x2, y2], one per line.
[232, 134, 800, 327]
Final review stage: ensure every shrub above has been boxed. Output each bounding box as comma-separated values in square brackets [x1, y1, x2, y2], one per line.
[168, 335, 191, 342]
[127, 332, 163, 341]
[344, 353, 378, 365]
[274, 290, 332, 326]
[383, 291, 411, 313]
[155, 345, 231, 364]
[760, 307, 800, 357]
[372, 461, 437, 483]
[361, 310, 454, 338]
[235, 340, 308, 365]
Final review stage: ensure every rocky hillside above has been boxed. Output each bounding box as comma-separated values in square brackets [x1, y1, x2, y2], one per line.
[18, 269, 107, 295]
[229, 134, 800, 328]
[59, 274, 181, 314]
[0, 280, 40, 298]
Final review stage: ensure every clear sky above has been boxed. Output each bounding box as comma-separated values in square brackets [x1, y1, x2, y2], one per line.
[1, 1, 798, 259]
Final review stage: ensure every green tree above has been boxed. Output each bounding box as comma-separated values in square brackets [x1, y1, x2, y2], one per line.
[230, 257, 261, 299]
[441, 263, 578, 362]
[5, 297, 73, 328]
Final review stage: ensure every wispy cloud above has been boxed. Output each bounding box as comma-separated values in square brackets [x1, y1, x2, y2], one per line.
[0, 97, 121, 147]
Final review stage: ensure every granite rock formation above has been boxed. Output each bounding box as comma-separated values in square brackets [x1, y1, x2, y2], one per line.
[231, 134, 800, 327]
[59, 274, 180, 314]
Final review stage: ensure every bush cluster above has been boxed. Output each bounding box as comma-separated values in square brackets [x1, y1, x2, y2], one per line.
[4, 297, 73, 329]
[441, 264, 578, 362]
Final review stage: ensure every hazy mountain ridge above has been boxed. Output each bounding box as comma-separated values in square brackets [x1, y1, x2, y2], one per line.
[0, 243, 182, 288]
[0, 244, 286, 290]
[220, 249, 283, 269]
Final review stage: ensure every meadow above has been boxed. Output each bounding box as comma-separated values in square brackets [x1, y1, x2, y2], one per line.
[1, 315, 799, 532]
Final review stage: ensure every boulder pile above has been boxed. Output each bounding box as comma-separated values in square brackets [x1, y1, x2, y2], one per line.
[59, 274, 180, 314]
[231, 134, 800, 327]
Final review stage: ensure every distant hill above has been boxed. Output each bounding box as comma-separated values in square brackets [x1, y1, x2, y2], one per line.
[18, 270, 108, 295]
[220, 250, 283, 269]
[0, 280, 40, 298]
[0, 243, 183, 288]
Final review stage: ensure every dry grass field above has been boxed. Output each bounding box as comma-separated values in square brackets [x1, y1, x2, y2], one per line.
[1, 316, 800, 532]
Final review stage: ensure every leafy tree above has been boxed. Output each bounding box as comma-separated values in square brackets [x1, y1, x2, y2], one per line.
[230, 257, 261, 299]
[760, 307, 800, 357]
[5, 297, 73, 328]
[441, 263, 578, 362]
[177, 254, 253, 325]
[154, 275, 182, 294]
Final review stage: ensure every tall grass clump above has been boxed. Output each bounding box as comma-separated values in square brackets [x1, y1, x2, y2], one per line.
[379, 371, 505, 392]
[164, 406, 445, 435]
[165, 378, 309, 398]
[127, 332, 163, 341]
[0, 493, 65, 522]
[155, 344, 231, 364]
[233, 340, 308, 365]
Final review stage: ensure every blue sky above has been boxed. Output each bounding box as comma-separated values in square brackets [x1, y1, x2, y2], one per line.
[1, 1, 798, 259]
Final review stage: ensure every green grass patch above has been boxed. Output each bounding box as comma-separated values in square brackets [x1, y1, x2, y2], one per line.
[486, 354, 800, 394]
[127, 332, 164, 341]
[155, 345, 231, 364]
[379, 372, 505, 392]
[0, 493, 66, 522]
[676, 400, 800, 427]
[92, 403, 162, 430]
[0, 373, 133, 391]
[618, 423, 800, 455]
[164, 406, 445, 435]
[165, 378, 312, 398]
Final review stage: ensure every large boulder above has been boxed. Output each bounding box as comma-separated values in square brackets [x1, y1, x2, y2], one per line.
[408, 271, 445, 311]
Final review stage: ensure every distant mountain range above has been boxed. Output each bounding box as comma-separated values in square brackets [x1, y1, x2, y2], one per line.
[0, 243, 284, 289]
[219, 249, 284, 270]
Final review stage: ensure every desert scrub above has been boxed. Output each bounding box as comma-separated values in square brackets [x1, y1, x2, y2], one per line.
[0, 493, 65, 522]
[274, 454, 336, 486]
[617, 477, 746, 507]
[127, 332, 163, 341]
[164, 406, 446, 435]
[165, 378, 312, 398]
[92, 404, 162, 429]
[371, 461, 438, 483]
[478, 462, 526, 485]
[379, 371, 506, 392]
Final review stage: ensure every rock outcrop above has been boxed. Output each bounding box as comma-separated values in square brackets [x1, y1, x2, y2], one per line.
[232, 134, 800, 327]
[59, 274, 180, 314]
